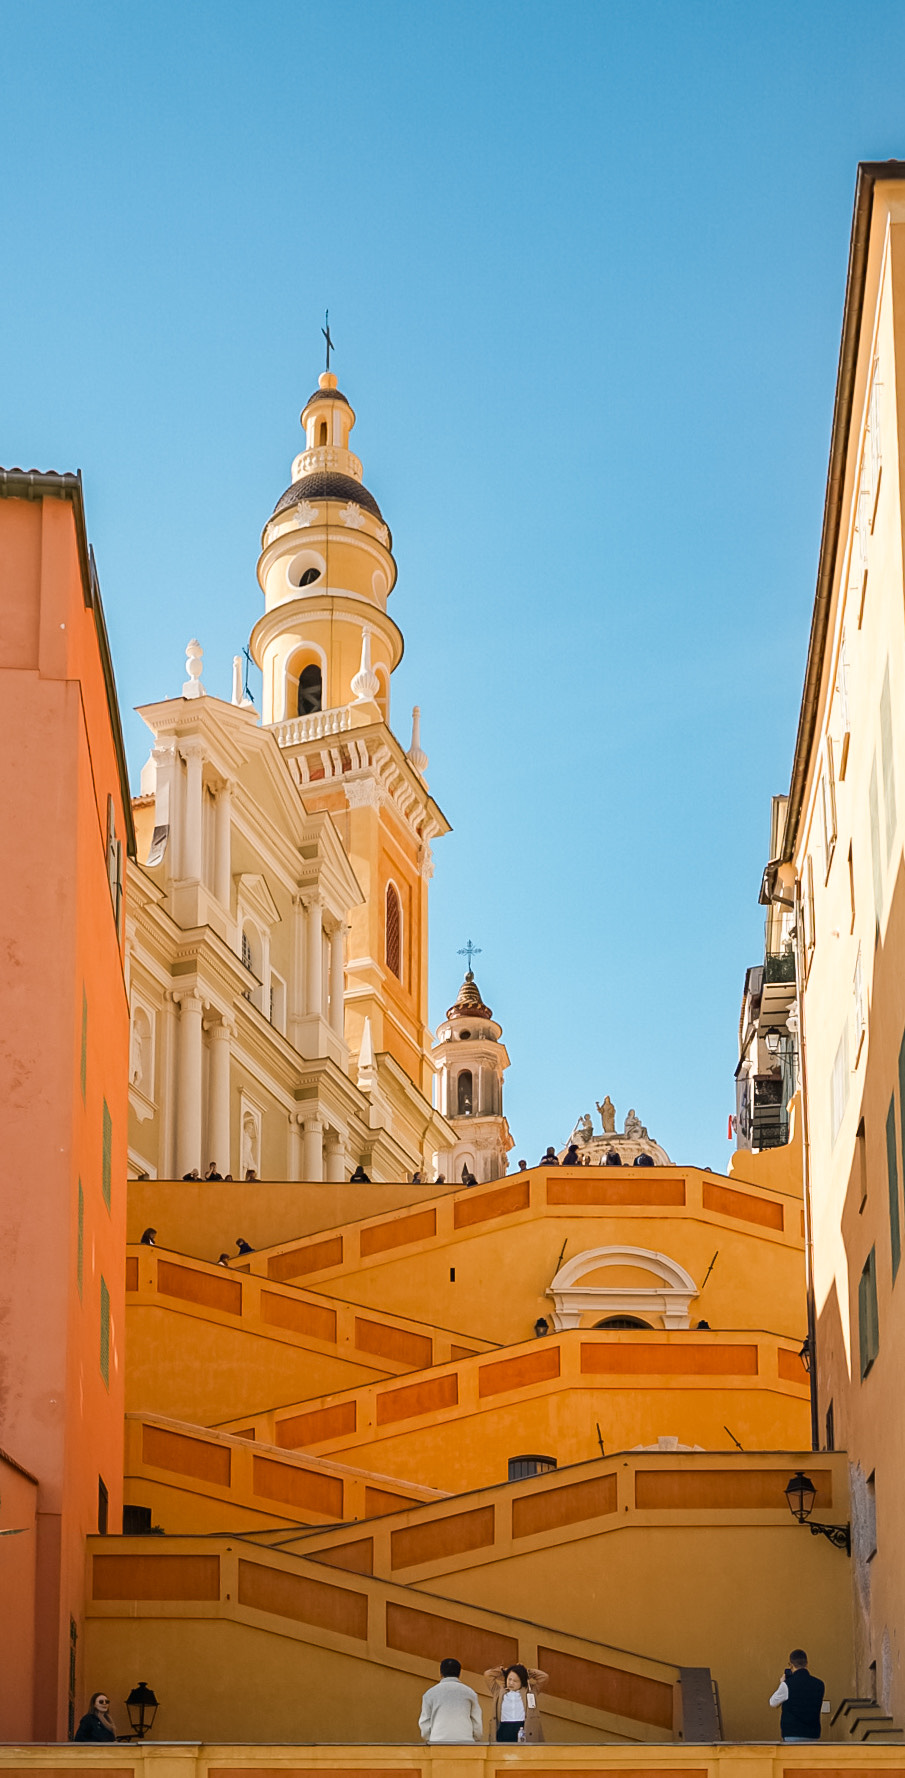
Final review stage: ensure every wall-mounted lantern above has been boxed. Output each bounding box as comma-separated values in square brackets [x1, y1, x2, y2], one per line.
[784, 1470, 851, 1554]
[125, 1682, 159, 1739]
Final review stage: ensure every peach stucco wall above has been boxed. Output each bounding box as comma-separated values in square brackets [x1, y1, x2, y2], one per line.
[0, 492, 129, 1737]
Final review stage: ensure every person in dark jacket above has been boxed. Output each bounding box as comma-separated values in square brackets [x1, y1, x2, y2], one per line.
[139, 1227, 156, 1245]
[769, 1649, 825, 1741]
[74, 1692, 117, 1741]
[540, 1146, 559, 1166]
[350, 1163, 370, 1182]
[562, 1143, 580, 1166]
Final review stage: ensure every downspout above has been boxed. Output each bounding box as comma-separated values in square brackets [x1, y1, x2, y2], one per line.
[792, 874, 820, 1451]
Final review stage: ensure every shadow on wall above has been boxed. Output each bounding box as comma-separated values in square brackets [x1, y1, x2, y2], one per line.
[815, 848, 905, 1715]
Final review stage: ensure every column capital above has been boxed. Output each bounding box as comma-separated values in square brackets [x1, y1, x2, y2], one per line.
[302, 1115, 324, 1135]
[300, 887, 324, 913]
[179, 735, 206, 762]
[205, 1015, 236, 1040]
[173, 987, 206, 1012]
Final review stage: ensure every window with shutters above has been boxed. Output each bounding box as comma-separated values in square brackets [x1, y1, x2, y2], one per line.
[102, 1101, 112, 1211]
[830, 1022, 849, 1144]
[820, 742, 837, 880]
[836, 637, 851, 779]
[858, 1248, 879, 1378]
[77, 1181, 84, 1298]
[853, 946, 866, 1060]
[100, 1277, 110, 1387]
[887, 1095, 901, 1280]
[105, 795, 124, 942]
[869, 362, 882, 515]
[80, 987, 87, 1102]
[880, 662, 897, 860]
[385, 883, 401, 980]
[802, 854, 816, 968]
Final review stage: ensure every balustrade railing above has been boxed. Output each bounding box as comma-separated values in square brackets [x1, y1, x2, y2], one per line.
[272, 705, 353, 746]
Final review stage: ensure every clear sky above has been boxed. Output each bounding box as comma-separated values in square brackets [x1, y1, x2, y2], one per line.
[3, 1, 905, 1168]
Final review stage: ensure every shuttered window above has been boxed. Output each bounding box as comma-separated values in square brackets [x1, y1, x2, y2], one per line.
[858, 1248, 879, 1379]
[887, 1096, 901, 1280]
[102, 1101, 112, 1211]
[100, 1277, 110, 1387]
[385, 883, 401, 980]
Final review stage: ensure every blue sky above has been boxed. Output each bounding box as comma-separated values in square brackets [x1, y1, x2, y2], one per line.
[3, 1, 904, 1168]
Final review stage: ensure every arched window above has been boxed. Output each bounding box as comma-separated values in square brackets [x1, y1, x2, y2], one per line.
[595, 1315, 653, 1329]
[457, 1070, 473, 1115]
[298, 665, 323, 716]
[317, 419, 328, 446]
[385, 883, 401, 979]
[508, 1455, 557, 1481]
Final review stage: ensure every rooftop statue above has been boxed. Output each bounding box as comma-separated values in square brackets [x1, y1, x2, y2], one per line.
[571, 1113, 594, 1146]
[624, 1108, 648, 1139]
[597, 1095, 616, 1135]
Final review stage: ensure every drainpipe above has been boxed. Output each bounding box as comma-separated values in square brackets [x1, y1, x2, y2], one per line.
[792, 874, 820, 1452]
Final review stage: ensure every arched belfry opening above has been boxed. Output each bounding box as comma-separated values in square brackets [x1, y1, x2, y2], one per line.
[457, 1070, 473, 1115]
[298, 664, 322, 716]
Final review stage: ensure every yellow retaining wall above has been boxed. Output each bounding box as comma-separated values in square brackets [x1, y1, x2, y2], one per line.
[126, 1178, 449, 1259]
[82, 1537, 685, 1744]
[219, 1331, 811, 1492]
[236, 1168, 805, 1349]
[124, 1413, 448, 1533]
[3, 1743, 904, 1776]
[126, 1247, 491, 1424]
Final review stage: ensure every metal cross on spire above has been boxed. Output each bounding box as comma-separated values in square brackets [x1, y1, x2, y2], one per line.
[458, 939, 482, 974]
[322, 309, 334, 371]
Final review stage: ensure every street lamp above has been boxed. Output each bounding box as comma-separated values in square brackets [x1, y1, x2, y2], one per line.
[125, 1682, 159, 1739]
[534, 1317, 550, 1338]
[784, 1471, 851, 1554]
[799, 1336, 812, 1373]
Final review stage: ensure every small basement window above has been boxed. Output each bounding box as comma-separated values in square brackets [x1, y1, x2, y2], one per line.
[595, 1315, 653, 1329]
[508, 1454, 557, 1482]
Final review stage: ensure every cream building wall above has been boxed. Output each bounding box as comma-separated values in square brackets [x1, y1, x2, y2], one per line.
[760, 160, 905, 1723]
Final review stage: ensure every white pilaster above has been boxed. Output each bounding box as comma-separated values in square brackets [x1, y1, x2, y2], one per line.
[207, 1019, 232, 1176]
[175, 989, 204, 1177]
[181, 739, 205, 883]
[305, 892, 323, 1017]
[324, 1129, 344, 1183]
[288, 1112, 302, 1182]
[214, 780, 232, 909]
[303, 1116, 324, 1181]
[329, 922, 345, 1037]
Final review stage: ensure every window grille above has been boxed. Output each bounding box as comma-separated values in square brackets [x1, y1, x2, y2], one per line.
[507, 1454, 556, 1481]
[386, 884, 401, 979]
[887, 1095, 901, 1279]
[242, 930, 253, 972]
[858, 1248, 879, 1377]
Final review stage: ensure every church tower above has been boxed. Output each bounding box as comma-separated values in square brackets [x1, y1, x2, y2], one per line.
[251, 370, 451, 1167]
[432, 969, 513, 1183]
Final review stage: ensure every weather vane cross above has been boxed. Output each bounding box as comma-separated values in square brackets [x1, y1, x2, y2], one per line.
[322, 309, 334, 371]
[458, 939, 481, 973]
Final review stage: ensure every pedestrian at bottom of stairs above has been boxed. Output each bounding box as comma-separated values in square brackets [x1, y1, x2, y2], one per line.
[73, 1692, 117, 1742]
[419, 1658, 483, 1744]
[769, 1648, 825, 1741]
[485, 1662, 548, 1743]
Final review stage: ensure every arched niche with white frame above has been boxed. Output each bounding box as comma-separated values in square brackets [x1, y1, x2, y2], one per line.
[546, 1245, 698, 1331]
[285, 640, 328, 721]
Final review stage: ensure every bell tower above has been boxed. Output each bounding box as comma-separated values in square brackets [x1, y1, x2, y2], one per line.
[251, 370, 451, 1169]
[432, 970, 513, 1184]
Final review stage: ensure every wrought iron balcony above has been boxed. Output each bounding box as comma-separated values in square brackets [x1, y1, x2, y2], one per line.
[764, 947, 796, 984]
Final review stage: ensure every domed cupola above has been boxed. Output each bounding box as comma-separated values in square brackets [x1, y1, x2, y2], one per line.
[252, 369, 403, 728]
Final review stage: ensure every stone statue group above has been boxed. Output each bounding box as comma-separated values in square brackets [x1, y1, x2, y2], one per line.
[571, 1098, 649, 1145]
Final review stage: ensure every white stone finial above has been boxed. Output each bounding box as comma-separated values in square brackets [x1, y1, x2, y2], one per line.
[406, 705, 428, 776]
[183, 639, 205, 700]
[232, 656, 243, 706]
[357, 1015, 377, 1092]
[350, 625, 380, 703]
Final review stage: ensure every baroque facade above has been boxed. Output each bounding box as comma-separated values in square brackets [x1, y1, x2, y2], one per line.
[127, 371, 456, 1186]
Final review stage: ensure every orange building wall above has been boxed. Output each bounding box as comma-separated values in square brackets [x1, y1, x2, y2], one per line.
[0, 487, 130, 1738]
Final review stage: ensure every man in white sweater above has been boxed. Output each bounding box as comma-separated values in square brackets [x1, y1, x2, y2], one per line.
[419, 1658, 484, 1743]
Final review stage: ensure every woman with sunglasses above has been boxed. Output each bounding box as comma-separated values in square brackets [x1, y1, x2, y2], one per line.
[74, 1693, 117, 1742]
